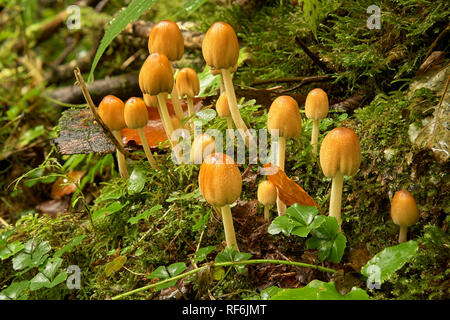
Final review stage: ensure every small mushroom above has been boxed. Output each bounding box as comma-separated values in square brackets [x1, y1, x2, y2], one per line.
[139, 53, 175, 145]
[190, 133, 215, 164]
[124, 97, 158, 169]
[199, 152, 241, 250]
[148, 20, 185, 123]
[176, 67, 200, 129]
[390, 190, 420, 243]
[305, 88, 329, 155]
[98, 95, 129, 179]
[202, 22, 253, 147]
[257, 180, 277, 222]
[320, 127, 361, 230]
[267, 95, 302, 215]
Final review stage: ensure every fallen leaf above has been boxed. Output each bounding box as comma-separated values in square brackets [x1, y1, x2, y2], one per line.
[120, 97, 203, 148]
[50, 171, 85, 200]
[264, 164, 319, 208]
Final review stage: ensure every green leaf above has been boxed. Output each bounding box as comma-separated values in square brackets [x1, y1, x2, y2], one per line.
[260, 286, 282, 300]
[127, 204, 162, 225]
[18, 125, 45, 148]
[92, 201, 127, 220]
[0, 281, 29, 300]
[88, 0, 158, 81]
[194, 246, 216, 264]
[148, 266, 169, 280]
[182, 0, 209, 14]
[0, 241, 24, 260]
[105, 256, 127, 277]
[53, 235, 86, 258]
[12, 239, 51, 270]
[0, 229, 15, 248]
[361, 240, 419, 285]
[167, 262, 187, 277]
[215, 246, 252, 273]
[271, 280, 369, 300]
[306, 217, 347, 263]
[196, 109, 217, 123]
[127, 166, 146, 195]
[268, 204, 325, 238]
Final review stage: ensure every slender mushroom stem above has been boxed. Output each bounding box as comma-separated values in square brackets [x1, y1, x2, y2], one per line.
[187, 96, 195, 130]
[311, 119, 319, 155]
[226, 116, 233, 131]
[399, 226, 408, 243]
[137, 127, 158, 169]
[329, 171, 344, 230]
[220, 205, 239, 251]
[157, 93, 175, 144]
[264, 205, 270, 222]
[112, 130, 129, 178]
[276, 136, 286, 216]
[219, 77, 225, 95]
[171, 84, 184, 123]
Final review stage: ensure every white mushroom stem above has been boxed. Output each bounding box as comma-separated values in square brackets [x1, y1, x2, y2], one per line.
[112, 130, 129, 179]
[220, 205, 239, 251]
[311, 119, 319, 155]
[137, 127, 158, 169]
[276, 136, 286, 216]
[329, 171, 344, 231]
[157, 93, 175, 145]
[171, 65, 185, 123]
[399, 226, 408, 243]
[264, 205, 270, 222]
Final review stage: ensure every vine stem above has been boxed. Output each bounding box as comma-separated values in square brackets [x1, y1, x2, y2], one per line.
[110, 259, 336, 300]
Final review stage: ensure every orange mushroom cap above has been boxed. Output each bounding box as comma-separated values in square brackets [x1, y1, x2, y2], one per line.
[320, 127, 361, 177]
[257, 180, 277, 206]
[98, 95, 126, 131]
[139, 53, 174, 96]
[390, 190, 420, 228]
[305, 88, 329, 120]
[216, 92, 231, 118]
[176, 67, 200, 98]
[199, 152, 242, 207]
[267, 95, 302, 139]
[124, 97, 148, 129]
[148, 20, 184, 61]
[202, 22, 239, 70]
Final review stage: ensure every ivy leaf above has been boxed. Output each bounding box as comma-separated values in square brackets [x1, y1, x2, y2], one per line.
[147, 262, 187, 291]
[194, 246, 216, 264]
[12, 239, 51, 271]
[167, 262, 187, 277]
[0, 241, 24, 260]
[215, 246, 252, 273]
[30, 258, 68, 291]
[306, 217, 347, 263]
[268, 204, 325, 237]
[88, 0, 158, 81]
[361, 240, 419, 285]
[0, 281, 29, 300]
[127, 166, 146, 195]
[271, 280, 369, 300]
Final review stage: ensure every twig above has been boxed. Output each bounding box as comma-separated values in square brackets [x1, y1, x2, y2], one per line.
[427, 75, 450, 148]
[294, 36, 337, 74]
[0, 217, 10, 228]
[73, 67, 132, 159]
[425, 23, 450, 59]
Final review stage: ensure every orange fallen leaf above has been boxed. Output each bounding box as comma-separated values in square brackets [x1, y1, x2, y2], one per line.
[120, 97, 203, 148]
[50, 170, 85, 200]
[264, 163, 319, 208]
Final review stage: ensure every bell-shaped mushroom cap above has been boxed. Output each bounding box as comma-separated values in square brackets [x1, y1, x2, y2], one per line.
[320, 127, 361, 178]
[190, 133, 215, 164]
[305, 88, 329, 120]
[202, 22, 239, 70]
[176, 67, 200, 98]
[139, 53, 174, 96]
[390, 190, 420, 227]
[257, 180, 277, 206]
[124, 97, 148, 129]
[216, 92, 231, 118]
[98, 95, 126, 131]
[148, 20, 184, 61]
[199, 152, 242, 207]
[267, 95, 302, 139]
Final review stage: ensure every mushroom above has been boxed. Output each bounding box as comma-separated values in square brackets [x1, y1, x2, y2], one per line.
[199, 152, 242, 250]
[320, 127, 361, 230]
[257, 180, 277, 222]
[267, 95, 302, 215]
[390, 190, 420, 243]
[139, 53, 175, 146]
[123, 97, 158, 169]
[190, 133, 215, 164]
[148, 20, 185, 124]
[216, 92, 233, 132]
[176, 67, 200, 129]
[202, 22, 253, 147]
[305, 88, 329, 155]
[98, 95, 129, 178]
